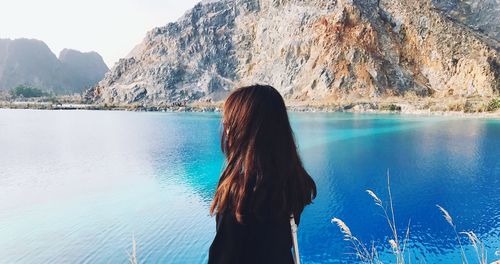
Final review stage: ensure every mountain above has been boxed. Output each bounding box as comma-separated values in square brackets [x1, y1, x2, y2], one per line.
[87, 0, 499, 106]
[0, 39, 64, 93]
[59, 49, 110, 93]
[0, 38, 109, 95]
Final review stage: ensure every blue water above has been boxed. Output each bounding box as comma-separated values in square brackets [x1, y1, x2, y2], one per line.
[0, 109, 498, 263]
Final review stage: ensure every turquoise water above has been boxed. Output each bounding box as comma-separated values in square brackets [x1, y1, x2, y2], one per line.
[0, 109, 498, 263]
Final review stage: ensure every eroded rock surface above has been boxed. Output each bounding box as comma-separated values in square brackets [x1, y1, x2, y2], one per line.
[88, 0, 499, 105]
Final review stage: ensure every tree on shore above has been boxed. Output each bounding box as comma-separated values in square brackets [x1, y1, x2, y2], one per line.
[10, 85, 47, 98]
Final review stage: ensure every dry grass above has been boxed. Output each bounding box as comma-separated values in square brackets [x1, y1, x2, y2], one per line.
[332, 171, 411, 264]
[446, 99, 467, 112]
[436, 205, 454, 226]
[436, 205, 488, 264]
[128, 235, 138, 264]
[333, 171, 493, 264]
[461, 231, 487, 264]
[436, 205, 467, 263]
[331, 217, 379, 263]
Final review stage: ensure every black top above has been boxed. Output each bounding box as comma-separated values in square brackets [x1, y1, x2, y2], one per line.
[208, 209, 295, 264]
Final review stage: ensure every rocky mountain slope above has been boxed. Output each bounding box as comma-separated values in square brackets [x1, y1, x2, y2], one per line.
[87, 0, 499, 106]
[433, 0, 499, 41]
[0, 38, 108, 95]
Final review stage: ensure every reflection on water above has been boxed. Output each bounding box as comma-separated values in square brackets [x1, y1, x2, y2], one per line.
[0, 110, 498, 263]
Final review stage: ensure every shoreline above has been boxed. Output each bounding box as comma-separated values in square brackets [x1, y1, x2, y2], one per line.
[1, 101, 499, 118]
[286, 105, 500, 118]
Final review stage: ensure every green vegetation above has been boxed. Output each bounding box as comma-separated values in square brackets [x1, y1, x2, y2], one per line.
[10, 85, 47, 98]
[486, 98, 500, 112]
[380, 104, 402, 111]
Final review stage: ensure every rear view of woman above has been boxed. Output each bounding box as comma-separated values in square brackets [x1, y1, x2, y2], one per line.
[208, 85, 317, 264]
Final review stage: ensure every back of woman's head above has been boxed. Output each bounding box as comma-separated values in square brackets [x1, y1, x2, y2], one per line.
[210, 84, 317, 222]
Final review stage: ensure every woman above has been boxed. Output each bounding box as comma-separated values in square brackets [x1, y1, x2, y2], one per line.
[208, 85, 317, 264]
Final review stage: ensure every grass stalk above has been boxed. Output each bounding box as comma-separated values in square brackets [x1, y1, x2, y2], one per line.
[128, 235, 138, 264]
[335, 171, 409, 264]
[436, 205, 468, 264]
[333, 175, 491, 264]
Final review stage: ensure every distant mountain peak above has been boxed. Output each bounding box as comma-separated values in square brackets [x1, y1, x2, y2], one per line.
[59, 49, 102, 61]
[0, 38, 109, 95]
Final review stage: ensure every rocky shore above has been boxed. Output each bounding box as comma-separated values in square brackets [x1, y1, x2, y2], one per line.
[2, 97, 499, 118]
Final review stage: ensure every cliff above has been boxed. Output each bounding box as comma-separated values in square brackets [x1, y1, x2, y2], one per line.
[87, 0, 499, 106]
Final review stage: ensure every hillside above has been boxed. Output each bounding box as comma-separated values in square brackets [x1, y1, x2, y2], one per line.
[87, 0, 499, 106]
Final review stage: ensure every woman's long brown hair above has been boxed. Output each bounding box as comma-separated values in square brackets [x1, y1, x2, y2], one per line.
[210, 85, 317, 223]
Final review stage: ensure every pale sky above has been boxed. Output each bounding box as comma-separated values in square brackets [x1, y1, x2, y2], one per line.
[0, 0, 200, 67]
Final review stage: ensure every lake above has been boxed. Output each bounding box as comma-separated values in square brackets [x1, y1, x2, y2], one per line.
[0, 109, 498, 263]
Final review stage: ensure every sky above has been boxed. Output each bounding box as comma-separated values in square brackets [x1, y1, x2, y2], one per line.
[0, 0, 200, 67]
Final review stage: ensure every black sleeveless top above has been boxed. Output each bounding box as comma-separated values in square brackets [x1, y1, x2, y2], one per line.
[208, 208, 295, 264]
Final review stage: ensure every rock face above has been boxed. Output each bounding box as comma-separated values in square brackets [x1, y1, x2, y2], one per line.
[0, 38, 109, 95]
[432, 0, 500, 41]
[88, 0, 499, 105]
